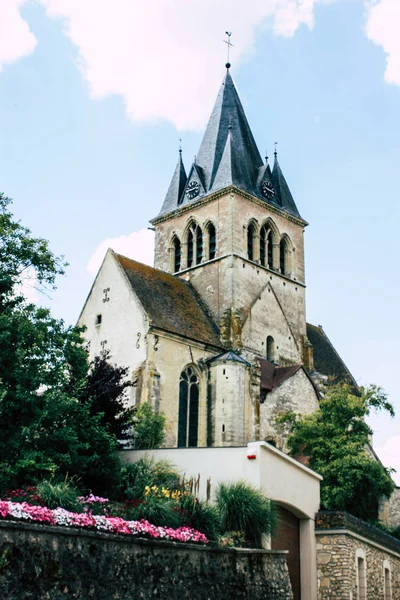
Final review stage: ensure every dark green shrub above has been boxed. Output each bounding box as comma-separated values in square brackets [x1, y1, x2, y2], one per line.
[215, 481, 277, 547]
[131, 403, 166, 449]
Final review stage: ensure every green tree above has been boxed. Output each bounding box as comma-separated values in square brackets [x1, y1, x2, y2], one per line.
[131, 403, 166, 449]
[280, 384, 395, 521]
[0, 194, 120, 493]
[77, 350, 134, 440]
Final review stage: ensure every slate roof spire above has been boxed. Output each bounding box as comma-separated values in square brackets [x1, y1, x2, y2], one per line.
[271, 150, 302, 219]
[159, 148, 187, 215]
[156, 67, 304, 222]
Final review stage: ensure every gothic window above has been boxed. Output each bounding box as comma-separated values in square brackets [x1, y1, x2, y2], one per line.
[247, 223, 255, 261]
[187, 229, 194, 267]
[280, 239, 286, 275]
[266, 336, 276, 362]
[208, 223, 216, 260]
[173, 237, 181, 272]
[186, 222, 203, 268]
[260, 226, 273, 269]
[196, 227, 203, 265]
[178, 367, 199, 448]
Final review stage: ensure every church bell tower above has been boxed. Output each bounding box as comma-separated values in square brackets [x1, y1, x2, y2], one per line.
[151, 65, 308, 367]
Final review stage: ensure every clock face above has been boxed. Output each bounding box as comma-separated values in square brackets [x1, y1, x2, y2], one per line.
[186, 180, 200, 200]
[262, 181, 275, 200]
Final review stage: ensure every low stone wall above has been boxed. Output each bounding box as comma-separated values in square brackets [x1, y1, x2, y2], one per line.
[315, 511, 400, 599]
[0, 520, 293, 600]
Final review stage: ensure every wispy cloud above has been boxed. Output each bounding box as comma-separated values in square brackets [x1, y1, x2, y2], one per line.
[87, 229, 155, 275]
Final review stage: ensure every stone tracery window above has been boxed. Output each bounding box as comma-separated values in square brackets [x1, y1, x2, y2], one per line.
[186, 222, 203, 268]
[178, 367, 199, 448]
[260, 225, 273, 269]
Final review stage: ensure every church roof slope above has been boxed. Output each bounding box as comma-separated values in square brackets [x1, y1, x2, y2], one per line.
[115, 253, 221, 347]
[260, 359, 302, 391]
[306, 323, 357, 386]
[159, 151, 187, 215]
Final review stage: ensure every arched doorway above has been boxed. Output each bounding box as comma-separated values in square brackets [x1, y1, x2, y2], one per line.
[271, 505, 301, 600]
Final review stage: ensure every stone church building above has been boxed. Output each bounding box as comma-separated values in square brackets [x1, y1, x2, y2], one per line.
[79, 66, 355, 451]
[78, 66, 400, 599]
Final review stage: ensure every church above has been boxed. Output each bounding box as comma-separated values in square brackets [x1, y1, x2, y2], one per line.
[78, 64, 400, 600]
[78, 64, 356, 451]
[79, 61, 357, 454]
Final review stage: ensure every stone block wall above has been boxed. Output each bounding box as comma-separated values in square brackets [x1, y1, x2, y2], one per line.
[315, 511, 400, 599]
[0, 520, 293, 600]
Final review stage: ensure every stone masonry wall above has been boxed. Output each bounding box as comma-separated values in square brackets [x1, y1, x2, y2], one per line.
[0, 520, 293, 600]
[315, 512, 400, 599]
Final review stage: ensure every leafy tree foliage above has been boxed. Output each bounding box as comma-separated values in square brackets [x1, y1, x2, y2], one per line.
[281, 384, 395, 521]
[77, 350, 134, 440]
[131, 402, 166, 449]
[0, 194, 120, 493]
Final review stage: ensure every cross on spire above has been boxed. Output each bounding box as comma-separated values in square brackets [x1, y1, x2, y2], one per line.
[274, 141, 278, 157]
[223, 31, 234, 68]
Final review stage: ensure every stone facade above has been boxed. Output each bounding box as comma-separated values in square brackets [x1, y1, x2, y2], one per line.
[0, 520, 293, 600]
[380, 487, 400, 529]
[315, 512, 400, 599]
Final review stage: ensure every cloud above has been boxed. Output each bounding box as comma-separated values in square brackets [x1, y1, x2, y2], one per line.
[87, 229, 155, 275]
[365, 0, 400, 86]
[0, 0, 37, 71]
[375, 436, 400, 485]
[34, 0, 323, 130]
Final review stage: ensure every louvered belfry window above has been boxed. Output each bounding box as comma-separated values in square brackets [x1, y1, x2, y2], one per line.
[247, 224, 254, 261]
[178, 367, 199, 448]
[196, 227, 203, 264]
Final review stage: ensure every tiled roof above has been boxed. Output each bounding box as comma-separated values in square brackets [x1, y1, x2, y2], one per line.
[306, 323, 357, 386]
[260, 359, 302, 391]
[156, 68, 303, 221]
[115, 253, 221, 348]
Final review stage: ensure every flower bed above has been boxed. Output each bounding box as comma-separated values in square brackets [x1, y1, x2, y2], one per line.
[0, 500, 208, 544]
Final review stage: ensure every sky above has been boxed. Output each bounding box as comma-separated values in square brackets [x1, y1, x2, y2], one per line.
[1, 0, 400, 480]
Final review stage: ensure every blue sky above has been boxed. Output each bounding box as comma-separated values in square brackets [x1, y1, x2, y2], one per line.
[1, 0, 400, 478]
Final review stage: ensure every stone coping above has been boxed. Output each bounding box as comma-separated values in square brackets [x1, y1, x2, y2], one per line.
[315, 511, 400, 555]
[0, 519, 288, 555]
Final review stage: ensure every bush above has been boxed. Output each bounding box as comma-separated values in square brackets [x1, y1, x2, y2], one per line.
[36, 475, 80, 511]
[118, 458, 180, 500]
[177, 494, 221, 542]
[215, 481, 277, 548]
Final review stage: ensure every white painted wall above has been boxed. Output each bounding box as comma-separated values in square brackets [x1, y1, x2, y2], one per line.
[78, 249, 148, 386]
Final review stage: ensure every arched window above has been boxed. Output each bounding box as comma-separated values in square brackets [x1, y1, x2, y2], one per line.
[196, 227, 203, 264]
[186, 222, 203, 268]
[260, 226, 273, 269]
[173, 237, 181, 272]
[187, 229, 194, 267]
[208, 223, 216, 260]
[247, 223, 255, 261]
[266, 336, 276, 362]
[384, 561, 392, 600]
[280, 238, 287, 275]
[178, 367, 199, 448]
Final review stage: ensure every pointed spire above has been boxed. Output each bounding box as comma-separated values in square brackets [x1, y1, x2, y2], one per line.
[158, 150, 187, 215]
[271, 152, 302, 219]
[195, 70, 263, 194]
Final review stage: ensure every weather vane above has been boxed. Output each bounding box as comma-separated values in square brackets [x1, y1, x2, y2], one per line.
[274, 141, 278, 157]
[179, 138, 182, 154]
[223, 31, 234, 67]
